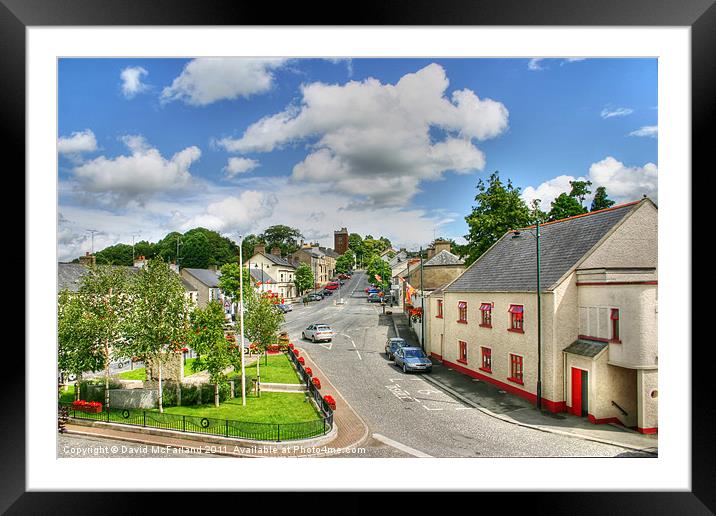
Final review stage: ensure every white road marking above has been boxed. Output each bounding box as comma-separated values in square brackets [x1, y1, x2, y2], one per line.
[372, 433, 434, 458]
[421, 404, 444, 411]
[339, 333, 361, 360]
[455, 407, 474, 411]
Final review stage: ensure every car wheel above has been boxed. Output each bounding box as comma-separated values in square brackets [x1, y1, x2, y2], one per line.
[312, 335, 316, 343]
[403, 364, 407, 373]
[302, 332, 306, 340]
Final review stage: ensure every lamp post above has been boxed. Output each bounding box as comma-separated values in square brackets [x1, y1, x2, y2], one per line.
[238, 235, 246, 406]
[419, 246, 425, 352]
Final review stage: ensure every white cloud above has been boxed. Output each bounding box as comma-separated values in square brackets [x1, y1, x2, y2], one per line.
[218, 63, 508, 206]
[182, 191, 277, 234]
[71, 135, 200, 205]
[161, 58, 288, 106]
[522, 156, 658, 210]
[58, 129, 98, 155]
[224, 157, 259, 177]
[120, 66, 149, 98]
[629, 125, 658, 138]
[600, 107, 634, 119]
[528, 59, 544, 71]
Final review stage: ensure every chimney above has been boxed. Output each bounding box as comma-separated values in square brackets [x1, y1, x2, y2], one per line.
[271, 247, 282, 257]
[79, 252, 96, 267]
[426, 247, 436, 260]
[434, 239, 451, 255]
[208, 264, 218, 272]
[169, 262, 179, 274]
[254, 244, 266, 255]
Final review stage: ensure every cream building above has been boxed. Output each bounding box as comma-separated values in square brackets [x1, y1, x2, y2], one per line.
[246, 245, 297, 301]
[426, 199, 658, 434]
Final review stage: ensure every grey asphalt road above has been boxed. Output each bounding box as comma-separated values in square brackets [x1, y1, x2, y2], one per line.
[282, 271, 653, 459]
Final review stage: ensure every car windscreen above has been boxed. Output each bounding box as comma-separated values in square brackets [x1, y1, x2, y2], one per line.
[316, 326, 331, 331]
[403, 349, 427, 358]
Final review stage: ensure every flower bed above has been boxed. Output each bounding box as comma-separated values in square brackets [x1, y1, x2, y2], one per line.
[323, 395, 336, 410]
[305, 367, 313, 377]
[292, 348, 300, 357]
[312, 377, 321, 389]
[72, 400, 102, 413]
[298, 356, 305, 365]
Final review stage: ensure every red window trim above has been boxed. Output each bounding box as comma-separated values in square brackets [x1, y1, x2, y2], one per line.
[508, 304, 524, 332]
[457, 340, 468, 364]
[480, 347, 492, 373]
[509, 353, 524, 385]
[507, 328, 525, 334]
[479, 302, 492, 328]
[457, 300, 468, 324]
[507, 376, 525, 385]
[436, 299, 443, 319]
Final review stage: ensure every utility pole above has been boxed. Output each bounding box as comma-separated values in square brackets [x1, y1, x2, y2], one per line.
[86, 229, 98, 254]
[238, 235, 247, 407]
[176, 236, 182, 270]
[419, 246, 425, 351]
[131, 233, 140, 261]
[536, 220, 542, 412]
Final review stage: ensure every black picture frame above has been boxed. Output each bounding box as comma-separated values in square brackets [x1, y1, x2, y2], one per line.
[5, 0, 708, 513]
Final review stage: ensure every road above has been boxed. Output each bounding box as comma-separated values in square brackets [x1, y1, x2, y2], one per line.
[281, 271, 652, 458]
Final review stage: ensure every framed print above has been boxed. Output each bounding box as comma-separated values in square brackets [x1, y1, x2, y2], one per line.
[5, 0, 710, 512]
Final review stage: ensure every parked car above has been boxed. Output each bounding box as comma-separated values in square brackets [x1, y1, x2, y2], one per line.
[302, 324, 335, 342]
[304, 293, 323, 302]
[394, 347, 433, 373]
[321, 288, 334, 296]
[366, 288, 380, 295]
[325, 282, 339, 290]
[275, 303, 292, 313]
[384, 338, 408, 360]
[367, 293, 383, 303]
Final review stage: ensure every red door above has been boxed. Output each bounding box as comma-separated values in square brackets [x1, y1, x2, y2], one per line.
[571, 368, 582, 416]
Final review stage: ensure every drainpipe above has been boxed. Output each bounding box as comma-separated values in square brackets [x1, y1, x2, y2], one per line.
[536, 221, 542, 412]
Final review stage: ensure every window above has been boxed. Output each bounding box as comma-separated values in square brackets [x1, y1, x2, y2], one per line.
[480, 347, 492, 372]
[508, 304, 524, 332]
[480, 303, 492, 327]
[458, 341, 468, 364]
[611, 308, 621, 342]
[509, 354, 524, 384]
[457, 301, 468, 323]
[436, 299, 443, 318]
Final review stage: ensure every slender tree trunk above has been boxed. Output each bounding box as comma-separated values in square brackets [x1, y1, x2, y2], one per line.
[104, 339, 110, 410]
[256, 354, 261, 397]
[75, 372, 81, 401]
[214, 382, 219, 407]
[158, 359, 163, 413]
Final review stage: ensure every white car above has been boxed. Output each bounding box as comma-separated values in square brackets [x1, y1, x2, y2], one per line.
[302, 324, 335, 343]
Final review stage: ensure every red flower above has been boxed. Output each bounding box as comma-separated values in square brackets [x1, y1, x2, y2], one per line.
[181, 347, 189, 353]
[288, 343, 294, 349]
[323, 395, 336, 410]
[298, 357, 305, 365]
[305, 367, 313, 377]
[292, 348, 300, 356]
[312, 377, 321, 389]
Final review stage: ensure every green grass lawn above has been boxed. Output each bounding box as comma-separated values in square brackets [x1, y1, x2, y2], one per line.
[159, 392, 319, 424]
[241, 353, 301, 384]
[59, 384, 75, 403]
[116, 357, 204, 380]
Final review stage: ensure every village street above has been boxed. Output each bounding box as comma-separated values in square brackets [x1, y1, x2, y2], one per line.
[280, 272, 654, 458]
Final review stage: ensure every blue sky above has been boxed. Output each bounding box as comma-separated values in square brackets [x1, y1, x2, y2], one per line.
[57, 57, 657, 260]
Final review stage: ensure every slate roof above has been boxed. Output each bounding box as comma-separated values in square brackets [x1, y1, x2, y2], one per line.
[183, 268, 221, 287]
[181, 278, 198, 292]
[249, 268, 276, 284]
[57, 263, 141, 292]
[262, 252, 295, 268]
[319, 247, 341, 259]
[563, 339, 608, 358]
[424, 250, 464, 267]
[445, 201, 642, 293]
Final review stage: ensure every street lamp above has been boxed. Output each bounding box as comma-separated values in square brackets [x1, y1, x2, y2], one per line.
[238, 234, 247, 406]
[513, 219, 543, 411]
[419, 246, 425, 352]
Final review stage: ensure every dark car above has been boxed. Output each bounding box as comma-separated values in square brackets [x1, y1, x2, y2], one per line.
[394, 347, 432, 373]
[304, 293, 323, 302]
[321, 289, 334, 296]
[384, 337, 408, 360]
[367, 293, 383, 303]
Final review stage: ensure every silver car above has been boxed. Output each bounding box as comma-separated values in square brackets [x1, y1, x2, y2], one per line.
[384, 337, 408, 360]
[394, 347, 433, 373]
[302, 324, 335, 343]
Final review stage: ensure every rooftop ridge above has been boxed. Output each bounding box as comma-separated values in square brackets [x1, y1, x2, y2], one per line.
[515, 199, 642, 231]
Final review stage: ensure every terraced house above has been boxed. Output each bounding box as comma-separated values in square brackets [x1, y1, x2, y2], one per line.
[246, 245, 298, 301]
[426, 198, 658, 434]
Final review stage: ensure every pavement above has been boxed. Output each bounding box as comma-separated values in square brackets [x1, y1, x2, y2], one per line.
[390, 310, 658, 455]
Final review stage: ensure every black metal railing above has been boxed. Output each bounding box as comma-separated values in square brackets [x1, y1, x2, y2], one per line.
[611, 400, 628, 416]
[59, 401, 331, 442]
[286, 349, 334, 426]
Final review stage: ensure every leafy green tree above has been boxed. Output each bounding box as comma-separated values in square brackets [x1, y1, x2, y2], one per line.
[335, 249, 355, 274]
[240, 234, 264, 262]
[218, 262, 254, 306]
[59, 266, 132, 408]
[155, 231, 183, 264]
[366, 255, 392, 291]
[590, 186, 616, 211]
[244, 293, 285, 367]
[549, 192, 587, 221]
[569, 180, 593, 208]
[529, 199, 548, 224]
[124, 258, 189, 413]
[58, 290, 107, 401]
[95, 244, 133, 266]
[294, 263, 314, 295]
[188, 301, 239, 407]
[462, 171, 531, 266]
[259, 225, 303, 256]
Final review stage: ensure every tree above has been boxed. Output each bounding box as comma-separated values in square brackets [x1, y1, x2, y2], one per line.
[549, 192, 587, 221]
[462, 171, 531, 266]
[294, 263, 314, 295]
[244, 292, 285, 367]
[335, 249, 355, 274]
[591, 186, 616, 211]
[569, 180, 593, 208]
[529, 199, 548, 224]
[58, 266, 133, 408]
[366, 255, 392, 292]
[188, 301, 238, 407]
[218, 262, 254, 308]
[259, 225, 303, 256]
[95, 244, 133, 266]
[240, 234, 263, 262]
[125, 258, 189, 413]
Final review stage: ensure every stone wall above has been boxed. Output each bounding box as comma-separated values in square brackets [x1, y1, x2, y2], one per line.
[145, 353, 184, 382]
[109, 388, 158, 409]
